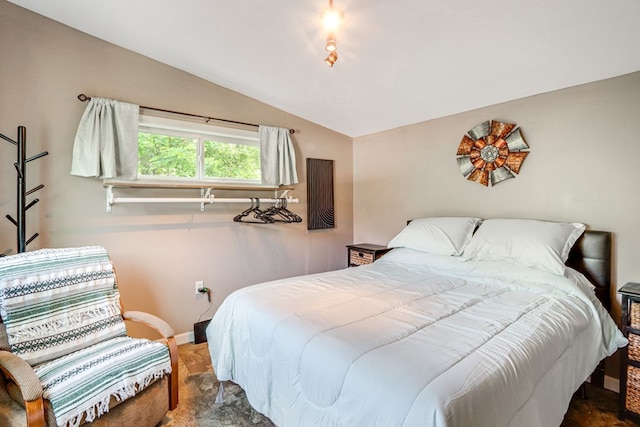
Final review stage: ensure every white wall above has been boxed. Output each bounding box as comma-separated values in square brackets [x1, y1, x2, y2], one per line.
[0, 1, 353, 338]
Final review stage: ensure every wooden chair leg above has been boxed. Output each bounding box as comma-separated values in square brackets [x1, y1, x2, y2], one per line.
[25, 398, 45, 427]
[167, 336, 179, 410]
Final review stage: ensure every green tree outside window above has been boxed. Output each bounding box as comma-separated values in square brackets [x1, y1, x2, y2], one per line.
[138, 132, 261, 181]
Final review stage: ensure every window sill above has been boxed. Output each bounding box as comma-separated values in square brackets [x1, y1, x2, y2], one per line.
[103, 179, 294, 191]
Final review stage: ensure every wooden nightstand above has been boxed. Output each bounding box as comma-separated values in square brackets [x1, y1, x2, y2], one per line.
[346, 243, 391, 267]
[619, 282, 640, 421]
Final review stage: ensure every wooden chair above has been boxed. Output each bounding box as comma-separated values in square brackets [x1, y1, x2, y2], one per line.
[0, 247, 178, 426]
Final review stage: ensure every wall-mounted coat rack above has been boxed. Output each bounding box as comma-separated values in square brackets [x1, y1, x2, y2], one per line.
[1, 126, 48, 255]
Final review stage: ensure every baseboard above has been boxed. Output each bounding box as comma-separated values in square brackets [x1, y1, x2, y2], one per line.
[175, 331, 194, 345]
[604, 375, 619, 393]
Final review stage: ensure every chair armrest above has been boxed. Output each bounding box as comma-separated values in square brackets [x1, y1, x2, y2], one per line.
[0, 351, 42, 402]
[122, 311, 179, 409]
[123, 310, 175, 338]
[0, 351, 45, 427]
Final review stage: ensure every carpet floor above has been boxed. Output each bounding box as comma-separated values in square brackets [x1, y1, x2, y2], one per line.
[162, 342, 638, 427]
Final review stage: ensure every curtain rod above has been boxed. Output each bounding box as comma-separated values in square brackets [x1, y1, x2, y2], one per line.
[77, 94, 294, 134]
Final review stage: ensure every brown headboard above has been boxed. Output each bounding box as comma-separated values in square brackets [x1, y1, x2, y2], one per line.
[566, 230, 612, 311]
[566, 230, 612, 388]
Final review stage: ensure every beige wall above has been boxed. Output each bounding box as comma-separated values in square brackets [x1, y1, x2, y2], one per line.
[0, 1, 353, 338]
[354, 71, 640, 377]
[354, 71, 640, 293]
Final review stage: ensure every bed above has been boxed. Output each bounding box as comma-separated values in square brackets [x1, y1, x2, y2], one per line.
[207, 217, 627, 427]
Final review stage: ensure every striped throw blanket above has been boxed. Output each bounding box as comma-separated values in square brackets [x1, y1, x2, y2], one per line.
[0, 246, 172, 426]
[0, 246, 126, 365]
[35, 336, 171, 427]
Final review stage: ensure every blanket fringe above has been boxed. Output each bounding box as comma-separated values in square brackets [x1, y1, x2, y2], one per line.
[10, 304, 121, 339]
[59, 367, 172, 427]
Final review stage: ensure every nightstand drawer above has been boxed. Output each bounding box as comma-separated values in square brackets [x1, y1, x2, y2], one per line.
[627, 365, 640, 414]
[349, 250, 374, 266]
[630, 334, 640, 362]
[346, 244, 391, 267]
[632, 302, 640, 329]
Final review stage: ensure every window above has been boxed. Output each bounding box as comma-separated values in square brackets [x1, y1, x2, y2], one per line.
[138, 115, 261, 184]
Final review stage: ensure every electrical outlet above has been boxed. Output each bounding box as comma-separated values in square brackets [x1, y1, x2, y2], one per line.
[195, 280, 204, 295]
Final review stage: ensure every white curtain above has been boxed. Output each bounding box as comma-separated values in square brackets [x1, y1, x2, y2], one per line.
[259, 125, 299, 186]
[70, 97, 140, 179]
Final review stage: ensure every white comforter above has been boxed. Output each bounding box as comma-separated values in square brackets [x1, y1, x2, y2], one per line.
[207, 248, 626, 427]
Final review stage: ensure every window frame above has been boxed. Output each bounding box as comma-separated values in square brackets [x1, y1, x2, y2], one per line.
[137, 114, 262, 185]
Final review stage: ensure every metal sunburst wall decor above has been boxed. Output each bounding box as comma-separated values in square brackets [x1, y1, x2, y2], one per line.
[456, 120, 530, 187]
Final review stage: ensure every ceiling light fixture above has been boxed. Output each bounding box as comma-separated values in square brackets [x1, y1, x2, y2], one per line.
[322, 0, 342, 67]
[324, 51, 338, 67]
[325, 35, 337, 52]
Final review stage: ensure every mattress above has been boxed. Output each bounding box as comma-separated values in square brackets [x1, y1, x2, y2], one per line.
[207, 248, 626, 427]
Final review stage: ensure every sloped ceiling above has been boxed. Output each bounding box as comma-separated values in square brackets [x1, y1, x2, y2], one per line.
[7, 0, 640, 137]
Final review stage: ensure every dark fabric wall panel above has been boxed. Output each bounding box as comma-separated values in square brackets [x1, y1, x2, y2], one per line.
[307, 158, 335, 230]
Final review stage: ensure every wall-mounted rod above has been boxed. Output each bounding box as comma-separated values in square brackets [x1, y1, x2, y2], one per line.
[110, 197, 299, 204]
[105, 184, 298, 212]
[78, 94, 295, 134]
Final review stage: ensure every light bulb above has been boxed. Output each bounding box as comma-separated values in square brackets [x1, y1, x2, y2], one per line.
[322, 7, 342, 33]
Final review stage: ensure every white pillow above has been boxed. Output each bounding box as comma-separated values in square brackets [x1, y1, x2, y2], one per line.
[461, 219, 586, 275]
[388, 217, 481, 256]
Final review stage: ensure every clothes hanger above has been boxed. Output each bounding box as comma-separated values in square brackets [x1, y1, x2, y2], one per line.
[233, 198, 274, 224]
[262, 198, 302, 223]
